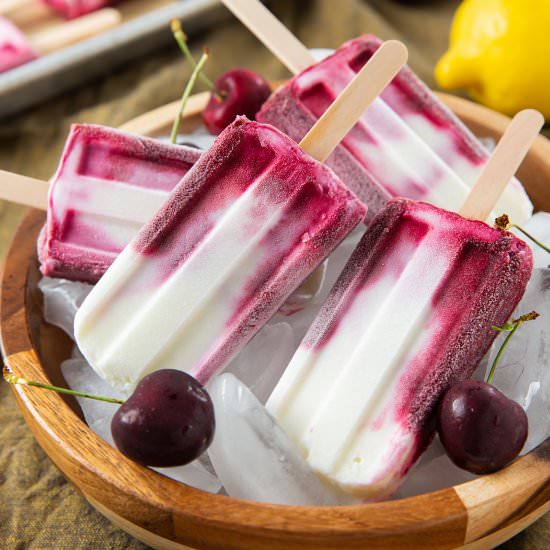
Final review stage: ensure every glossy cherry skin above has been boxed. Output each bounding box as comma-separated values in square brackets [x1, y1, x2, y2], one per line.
[111, 369, 215, 467]
[202, 68, 271, 134]
[437, 380, 528, 474]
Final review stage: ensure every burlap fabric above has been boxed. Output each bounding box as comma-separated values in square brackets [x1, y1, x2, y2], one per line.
[0, 0, 547, 547]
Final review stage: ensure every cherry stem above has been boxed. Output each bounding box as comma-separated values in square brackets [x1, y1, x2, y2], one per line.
[170, 48, 209, 144]
[494, 214, 550, 253]
[488, 311, 539, 384]
[3, 370, 125, 405]
[487, 322, 521, 385]
[171, 20, 223, 100]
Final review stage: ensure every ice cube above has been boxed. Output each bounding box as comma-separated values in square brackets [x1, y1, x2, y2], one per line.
[159, 130, 216, 150]
[207, 373, 356, 505]
[224, 322, 296, 404]
[485, 268, 550, 454]
[512, 212, 550, 269]
[61, 355, 221, 493]
[39, 277, 93, 339]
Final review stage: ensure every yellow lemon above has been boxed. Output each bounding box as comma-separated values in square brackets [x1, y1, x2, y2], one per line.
[435, 0, 550, 119]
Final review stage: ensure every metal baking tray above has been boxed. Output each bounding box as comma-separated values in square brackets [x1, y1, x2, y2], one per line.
[0, 0, 229, 119]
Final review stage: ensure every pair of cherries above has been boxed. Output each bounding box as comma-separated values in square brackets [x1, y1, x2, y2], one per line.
[105, 370, 531, 474]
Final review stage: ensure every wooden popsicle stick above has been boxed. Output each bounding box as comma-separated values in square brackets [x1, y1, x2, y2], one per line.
[0, 170, 49, 210]
[220, 0, 315, 74]
[299, 40, 407, 162]
[28, 7, 122, 55]
[459, 109, 545, 221]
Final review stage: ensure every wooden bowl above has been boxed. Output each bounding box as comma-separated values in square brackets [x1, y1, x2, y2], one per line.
[1, 93, 549, 550]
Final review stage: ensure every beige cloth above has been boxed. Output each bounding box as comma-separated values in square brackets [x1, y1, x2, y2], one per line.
[0, 0, 547, 547]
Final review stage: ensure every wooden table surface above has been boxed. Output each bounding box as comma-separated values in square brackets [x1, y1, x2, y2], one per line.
[0, 0, 547, 548]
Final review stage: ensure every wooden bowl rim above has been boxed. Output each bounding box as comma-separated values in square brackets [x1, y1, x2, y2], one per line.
[1, 93, 549, 549]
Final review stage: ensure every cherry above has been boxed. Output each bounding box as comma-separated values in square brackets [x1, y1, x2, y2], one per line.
[202, 68, 271, 134]
[4, 367, 215, 468]
[111, 369, 215, 467]
[437, 380, 528, 474]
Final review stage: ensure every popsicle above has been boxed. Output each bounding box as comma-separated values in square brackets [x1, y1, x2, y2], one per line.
[0, 125, 201, 282]
[0, 17, 37, 73]
[266, 109, 542, 499]
[221, 0, 533, 224]
[74, 41, 407, 390]
[38, 124, 204, 282]
[0, 8, 121, 73]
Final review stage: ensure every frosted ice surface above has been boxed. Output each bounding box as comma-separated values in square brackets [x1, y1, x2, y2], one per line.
[275, 225, 364, 339]
[279, 261, 327, 316]
[61, 357, 127, 446]
[39, 277, 93, 339]
[486, 268, 550, 454]
[207, 374, 356, 505]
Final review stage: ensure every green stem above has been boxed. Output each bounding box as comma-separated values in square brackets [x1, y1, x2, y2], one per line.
[487, 321, 521, 385]
[511, 224, 550, 254]
[171, 20, 219, 95]
[170, 49, 209, 144]
[4, 372, 124, 405]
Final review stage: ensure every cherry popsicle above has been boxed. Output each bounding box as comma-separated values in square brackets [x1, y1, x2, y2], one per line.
[266, 109, 542, 499]
[0, 125, 201, 282]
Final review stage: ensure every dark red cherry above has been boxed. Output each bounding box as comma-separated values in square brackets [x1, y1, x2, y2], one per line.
[111, 369, 215, 467]
[202, 68, 271, 134]
[437, 380, 528, 474]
